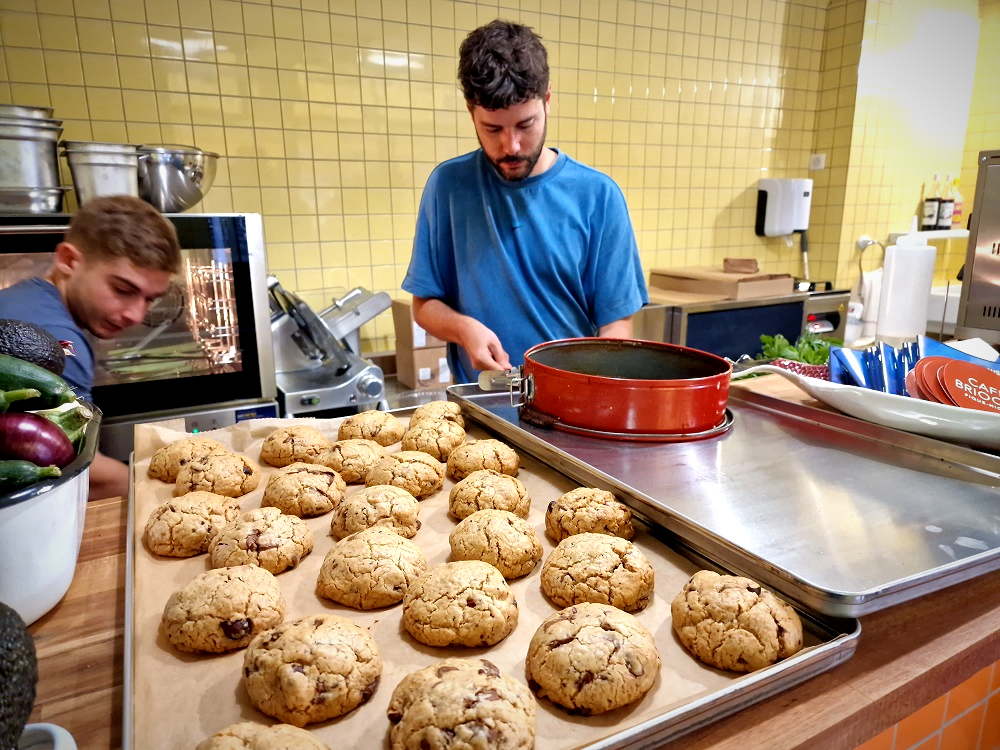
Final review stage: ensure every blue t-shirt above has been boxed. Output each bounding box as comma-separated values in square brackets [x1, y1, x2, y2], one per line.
[0, 278, 95, 400]
[402, 149, 648, 384]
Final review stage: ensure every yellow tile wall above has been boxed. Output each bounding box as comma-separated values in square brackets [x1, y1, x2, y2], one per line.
[0, 0, 992, 352]
[0, 0, 830, 352]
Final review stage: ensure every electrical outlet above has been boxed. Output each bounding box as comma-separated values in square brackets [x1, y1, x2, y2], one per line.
[809, 153, 827, 171]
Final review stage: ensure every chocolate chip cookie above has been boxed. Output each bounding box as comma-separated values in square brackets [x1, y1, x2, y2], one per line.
[449, 469, 530, 520]
[148, 436, 229, 483]
[196, 722, 330, 750]
[259, 424, 331, 468]
[243, 613, 382, 726]
[402, 561, 518, 648]
[337, 410, 404, 446]
[210, 506, 313, 575]
[671, 570, 804, 673]
[387, 658, 535, 750]
[401, 417, 467, 461]
[174, 452, 261, 498]
[315, 438, 387, 483]
[446, 439, 520, 481]
[449, 510, 542, 579]
[144, 491, 242, 558]
[261, 462, 346, 518]
[316, 527, 428, 610]
[540, 533, 654, 612]
[365, 450, 445, 499]
[409, 400, 465, 428]
[329, 484, 421, 540]
[525, 603, 660, 715]
[161, 565, 285, 654]
[544, 487, 634, 542]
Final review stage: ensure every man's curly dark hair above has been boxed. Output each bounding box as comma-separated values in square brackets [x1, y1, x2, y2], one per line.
[458, 20, 549, 110]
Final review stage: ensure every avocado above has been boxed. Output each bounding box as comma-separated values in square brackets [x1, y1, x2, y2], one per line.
[0, 601, 38, 749]
[0, 319, 66, 375]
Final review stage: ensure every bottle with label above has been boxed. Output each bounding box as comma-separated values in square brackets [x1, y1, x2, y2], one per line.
[936, 173, 955, 229]
[952, 177, 964, 228]
[921, 174, 941, 231]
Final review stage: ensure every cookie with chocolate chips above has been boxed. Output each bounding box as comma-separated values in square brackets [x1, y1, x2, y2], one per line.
[314, 438, 387, 483]
[161, 565, 285, 654]
[446, 439, 520, 481]
[242, 613, 382, 726]
[337, 410, 405, 446]
[261, 462, 346, 517]
[329, 484, 421, 540]
[143, 491, 241, 557]
[409, 400, 465, 428]
[365, 450, 445, 499]
[402, 561, 518, 648]
[448, 469, 530, 520]
[196, 722, 330, 750]
[387, 658, 536, 750]
[525, 602, 660, 715]
[540, 533, 654, 612]
[316, 526, 427, 610]
[449, 509, 542, 579]
[148, 436, 229, 483]
[259, 424, 331, 467]
[544, 487, 634, 542]
[671, 570, 803, 673]
[401, 417, 467, 461]
[210, 506, 313, 574]
[174, 452, 261, 498]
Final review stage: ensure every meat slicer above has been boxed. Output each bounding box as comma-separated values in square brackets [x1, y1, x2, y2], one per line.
[268, 276, 390, 416]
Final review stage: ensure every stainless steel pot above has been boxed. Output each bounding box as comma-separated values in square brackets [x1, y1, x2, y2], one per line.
[0, 103, 55, 120]
[0, 186, 70, 213]
[61, 142, 139, 204]
[0, 119, 62, 189]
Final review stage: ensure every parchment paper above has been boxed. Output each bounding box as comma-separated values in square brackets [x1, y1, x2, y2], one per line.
[128, 414, 823, 749]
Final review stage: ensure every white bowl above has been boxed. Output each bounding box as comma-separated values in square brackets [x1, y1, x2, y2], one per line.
[0, 406, 100, 625]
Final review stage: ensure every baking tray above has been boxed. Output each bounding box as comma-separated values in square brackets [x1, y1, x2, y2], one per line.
[123, 413, 858, 749]
[448, 383, 1000, 618]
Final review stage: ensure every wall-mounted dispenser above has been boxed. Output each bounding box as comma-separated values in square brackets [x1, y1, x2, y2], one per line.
[755, 178, 813, 237]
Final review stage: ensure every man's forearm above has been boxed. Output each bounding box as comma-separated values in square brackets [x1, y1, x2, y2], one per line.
[598, 316, 633, 338]
[88, 450, 129, 501]
[412, 297, 472, 344]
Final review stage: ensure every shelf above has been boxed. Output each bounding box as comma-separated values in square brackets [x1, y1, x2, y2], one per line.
[887, 228, 969, 244]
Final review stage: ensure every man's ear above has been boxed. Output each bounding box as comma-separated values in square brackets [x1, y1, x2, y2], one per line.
[53, 241, 84, 274]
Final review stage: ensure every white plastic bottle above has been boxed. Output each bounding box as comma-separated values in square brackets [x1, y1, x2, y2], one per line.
[921, 174, 941, 231]
[937, 173, 955, 229]
[952, 177, 964, 228]
[875, 230, 937, 347]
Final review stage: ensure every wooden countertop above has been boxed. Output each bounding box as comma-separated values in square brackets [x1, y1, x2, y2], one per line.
[26, 379, 1000, 749]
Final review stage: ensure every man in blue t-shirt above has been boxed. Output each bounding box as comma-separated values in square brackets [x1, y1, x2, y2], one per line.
[402, 19, 648, 384]
[0, 196, 180, 500]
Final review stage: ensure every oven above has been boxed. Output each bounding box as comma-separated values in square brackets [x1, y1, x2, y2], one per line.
[0, 213, 277, 461]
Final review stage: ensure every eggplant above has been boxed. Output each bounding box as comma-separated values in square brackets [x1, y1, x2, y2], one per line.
[0, 412, 75, 468]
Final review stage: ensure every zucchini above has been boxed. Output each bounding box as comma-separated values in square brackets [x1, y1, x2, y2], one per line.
[0, 459, 61, 493]
[0, 388, 40, 413]
[0, 354, 76, 408]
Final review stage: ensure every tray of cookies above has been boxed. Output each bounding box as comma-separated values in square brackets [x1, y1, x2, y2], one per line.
[124, 403, 859, 749]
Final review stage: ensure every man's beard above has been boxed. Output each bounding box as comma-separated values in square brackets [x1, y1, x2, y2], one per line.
[481, 120, 547, 182]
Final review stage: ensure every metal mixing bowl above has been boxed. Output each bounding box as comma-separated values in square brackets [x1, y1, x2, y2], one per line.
[136, 145, 218, 213]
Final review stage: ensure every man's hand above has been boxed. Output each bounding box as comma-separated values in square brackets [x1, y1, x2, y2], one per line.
[412, 297, 511, 372]
[457, 317, 512, 371]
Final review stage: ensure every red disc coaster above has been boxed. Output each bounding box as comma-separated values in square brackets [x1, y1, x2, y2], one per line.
[913, 357, 953, 404]
[905, 368, 928, 400]
[940, 360, 1000, 414]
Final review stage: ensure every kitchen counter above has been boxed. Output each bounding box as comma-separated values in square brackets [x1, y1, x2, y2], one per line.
[26, 377, 1000, 749]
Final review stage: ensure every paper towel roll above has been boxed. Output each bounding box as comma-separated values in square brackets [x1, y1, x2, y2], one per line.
[875, 240, 937, 346]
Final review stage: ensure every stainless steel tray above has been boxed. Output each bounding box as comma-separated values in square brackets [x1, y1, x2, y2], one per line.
[448, 384, 1000, 617]
[124, 413, 860, 750]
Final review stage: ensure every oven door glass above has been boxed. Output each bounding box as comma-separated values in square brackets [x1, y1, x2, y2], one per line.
[0, 215, 268, 419]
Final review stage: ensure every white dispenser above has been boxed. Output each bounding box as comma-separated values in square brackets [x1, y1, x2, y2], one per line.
[875, 230, 937, 347]
[755, 178, 813, 237]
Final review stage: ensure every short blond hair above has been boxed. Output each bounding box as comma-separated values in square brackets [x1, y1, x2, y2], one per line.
[65, 195, 181, 273]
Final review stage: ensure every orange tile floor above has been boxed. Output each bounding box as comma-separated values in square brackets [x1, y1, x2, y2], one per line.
[855, 661, 1000, 750]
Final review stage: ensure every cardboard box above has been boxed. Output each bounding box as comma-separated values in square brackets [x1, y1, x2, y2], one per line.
[649, 267, 794, 300]
[392, 299, 446, 350]
[396, 345, 452, 390]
